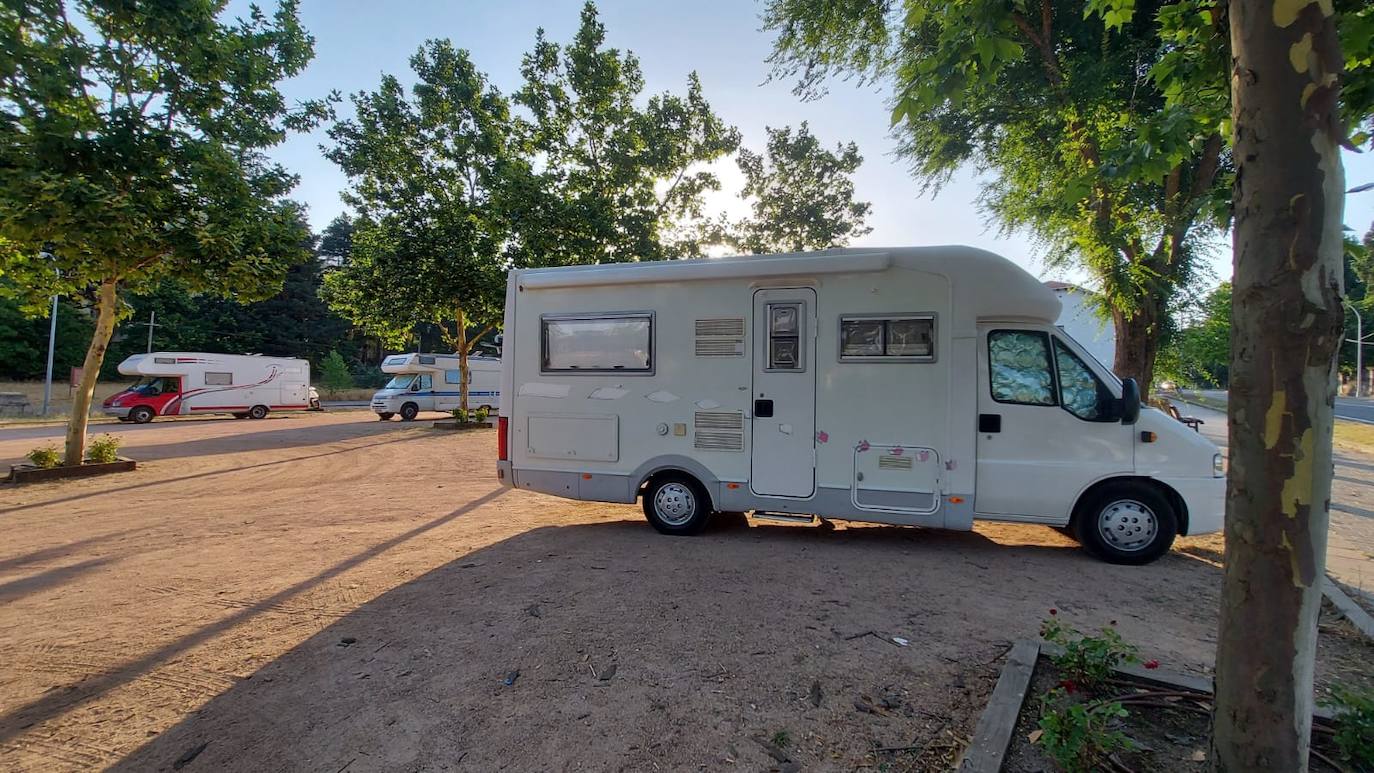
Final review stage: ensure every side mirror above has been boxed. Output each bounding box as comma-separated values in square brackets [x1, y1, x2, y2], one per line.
[1119, 378, 1141, 425]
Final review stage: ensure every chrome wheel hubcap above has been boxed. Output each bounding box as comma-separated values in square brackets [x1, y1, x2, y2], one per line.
[1098, 499, 1158, 552]
[654, 483, 697, 526]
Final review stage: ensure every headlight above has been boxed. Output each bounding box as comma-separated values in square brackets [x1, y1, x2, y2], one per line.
[1213, 453, 1225, 477]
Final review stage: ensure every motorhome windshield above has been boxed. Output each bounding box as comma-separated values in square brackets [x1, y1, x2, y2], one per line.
[384, 374, 416, 390]
[129, 377, 178, 395]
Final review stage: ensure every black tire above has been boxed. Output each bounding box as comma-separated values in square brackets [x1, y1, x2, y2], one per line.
[642, 475, 713, 535]
[129, 406, 155, 424]
[248, 405, 269, 420]
[1074, 481, 1178, 565]
[232, 412, 250, 420]
[377, 412, 395, 421]
[399, 403, 419, 421]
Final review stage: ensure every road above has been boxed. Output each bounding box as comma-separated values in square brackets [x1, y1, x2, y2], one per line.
[1191, 389, 1374, 424]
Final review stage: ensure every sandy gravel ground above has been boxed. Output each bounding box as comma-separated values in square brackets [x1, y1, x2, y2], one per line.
[0, 411, 1355, 772]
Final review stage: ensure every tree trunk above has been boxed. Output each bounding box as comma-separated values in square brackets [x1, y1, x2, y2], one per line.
[64, 279, 120, 465]
[455, 304, 469, 416]
[1112, 296, 1163, 400]
[1213, 2, 1346, 770]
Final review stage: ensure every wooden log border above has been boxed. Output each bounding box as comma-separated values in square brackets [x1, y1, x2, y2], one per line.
[1322, 576, 1374, 642]
[6, 457, 137, 484]
[958, 639, 1040, 773]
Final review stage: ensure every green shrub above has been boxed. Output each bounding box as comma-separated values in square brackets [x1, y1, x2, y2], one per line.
[1325, 685, 1374, 769]
[86, 434, 122, 464]
[451, 407, 468, 422]
[1037, 689, 1134, 773]
[473, 405, 490, 423]
[26, 446, 60, 468]
[317, 350, 354, 397]
[1041, 613, 1139, 689]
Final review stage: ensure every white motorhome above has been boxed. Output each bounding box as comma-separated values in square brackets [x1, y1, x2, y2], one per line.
[104, 352, 316, 423]
[495, 246, 1225, 564]
[371, 353, 501, 421]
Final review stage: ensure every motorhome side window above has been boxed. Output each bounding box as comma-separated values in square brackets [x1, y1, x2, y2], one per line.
[1052, 337, 1113, 421]
[204, 372, 233, 386]
[444, 370, 462, 384]
[988, 330, 1056, 406]
[839, 315, 935, 361]
[541, 313, 653, 373]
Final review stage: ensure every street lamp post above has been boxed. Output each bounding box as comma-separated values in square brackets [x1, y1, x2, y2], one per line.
[1347, 302, 1367, 398]
[41, 294, 57, 416]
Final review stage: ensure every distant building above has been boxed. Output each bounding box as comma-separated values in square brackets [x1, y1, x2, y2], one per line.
[1046, 281, 1116, 369]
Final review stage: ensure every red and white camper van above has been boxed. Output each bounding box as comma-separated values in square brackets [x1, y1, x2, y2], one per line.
[102, 352, 317, 423]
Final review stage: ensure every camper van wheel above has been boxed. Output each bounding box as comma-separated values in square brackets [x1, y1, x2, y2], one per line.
[248, 405, 269, 420]
[128, 406, 155, 424]
[642, 475, 712, 536]
[377, 412, 395, 421]
[399, 403, 419, 421]
[1074, 481, 1177, 565]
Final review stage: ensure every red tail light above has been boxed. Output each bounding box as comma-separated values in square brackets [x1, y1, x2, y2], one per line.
[498, 416, 509, 461]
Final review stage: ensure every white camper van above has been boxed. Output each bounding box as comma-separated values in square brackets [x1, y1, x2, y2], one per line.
[371, 353, 501, 421]
[104, 352, 316, 422]
[495, 246, 1225, 565]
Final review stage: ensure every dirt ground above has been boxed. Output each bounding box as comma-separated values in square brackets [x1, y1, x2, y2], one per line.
[0, 411, 1338, 772]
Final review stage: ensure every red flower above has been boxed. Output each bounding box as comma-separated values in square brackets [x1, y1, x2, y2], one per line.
[1058, 679, 1078, 694]
[1143, 660, 1160, 670]
[1049, 608, 1057, 616]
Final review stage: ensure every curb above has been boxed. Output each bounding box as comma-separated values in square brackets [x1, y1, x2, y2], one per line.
[1323, 576, 1374, 641]
[958, 640, 1039, 773]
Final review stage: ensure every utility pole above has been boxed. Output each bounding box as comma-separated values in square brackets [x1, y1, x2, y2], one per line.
[41, 294, 57, 416]
[138, 310, 160, 353]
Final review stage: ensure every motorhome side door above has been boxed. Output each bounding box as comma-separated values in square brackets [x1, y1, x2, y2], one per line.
[974, 328, 1133, 519]
[750, 288, 817, 498]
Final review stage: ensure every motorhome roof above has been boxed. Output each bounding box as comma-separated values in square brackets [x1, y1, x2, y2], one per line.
[512, 246, 1060, 324]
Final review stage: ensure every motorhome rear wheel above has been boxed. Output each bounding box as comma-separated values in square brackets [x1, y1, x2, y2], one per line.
[248, 405, 269, 420]
[642, 475, 713, 535]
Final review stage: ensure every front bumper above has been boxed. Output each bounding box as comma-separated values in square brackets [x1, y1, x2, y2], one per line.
[102, 406, 131, 418]
[1158, 475, 1226, 536]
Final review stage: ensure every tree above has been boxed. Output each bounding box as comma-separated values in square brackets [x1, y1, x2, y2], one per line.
[317, 351, 354, 397]
[1212, 1, 1348, 768]
[0, 0, 331, 463]
[764, 2, 1372, 396]
[323, 40, 513, 414]
[727, 122, 872, 254]
[0, 297, 92, 380]
[317, 214, 355, 268]
[511, 2, 740, 266]
[1155, 282, 1231, 387]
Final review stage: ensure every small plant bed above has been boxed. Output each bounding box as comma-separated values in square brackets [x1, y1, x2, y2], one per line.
[994, 614, 1373, 773]
[7, 435, 136, 484]
[433, 406, 492, 431]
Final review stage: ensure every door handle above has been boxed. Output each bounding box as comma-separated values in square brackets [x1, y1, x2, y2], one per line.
[979, 413, 1002, 433]
[754, 399, 774, 418]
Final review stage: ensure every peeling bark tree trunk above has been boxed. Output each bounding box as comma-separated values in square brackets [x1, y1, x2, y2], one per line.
[455, 304, 470, 416]
[1213, 1, 1346, 770]
[1112, 296, 1164, 401]
[64, 279, 120, 465]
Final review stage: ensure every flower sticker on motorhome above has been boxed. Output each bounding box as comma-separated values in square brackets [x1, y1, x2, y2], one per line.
[816, 430, 829, 444]
[889, 447, 904, 456]
[857, 439, 870, 453]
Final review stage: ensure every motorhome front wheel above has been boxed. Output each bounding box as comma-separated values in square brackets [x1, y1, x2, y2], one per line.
[642, 476, 712, 536]
[128, 406, 155, 424]
[1075, 482, 1178, 565]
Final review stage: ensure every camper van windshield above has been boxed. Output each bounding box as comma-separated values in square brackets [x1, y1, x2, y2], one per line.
[130, 377, 176, 395]
[384, 374, 415, 390]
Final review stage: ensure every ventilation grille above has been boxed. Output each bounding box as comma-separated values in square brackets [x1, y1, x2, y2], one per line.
[694, 411, 744, 451]
[878, 455, 914, 471]
[695, 318, 745, 356]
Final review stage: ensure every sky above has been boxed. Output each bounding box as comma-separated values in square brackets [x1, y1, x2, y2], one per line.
[261, 0, 1374, 291]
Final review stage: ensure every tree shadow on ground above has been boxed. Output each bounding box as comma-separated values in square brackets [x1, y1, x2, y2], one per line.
[86, 517, 1222, 773]
[0, 432, 428, 517]
[96, 416, 432, 463]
